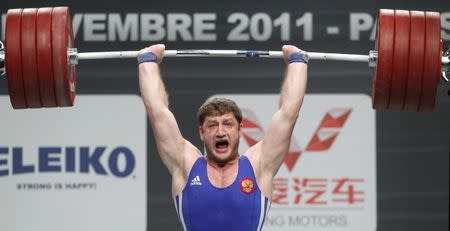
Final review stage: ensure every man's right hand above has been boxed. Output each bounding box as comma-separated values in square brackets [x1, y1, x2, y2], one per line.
[282, 45, 306, 64]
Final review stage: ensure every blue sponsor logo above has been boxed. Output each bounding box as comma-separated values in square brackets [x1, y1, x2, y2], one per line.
[0, 146, 136, 178]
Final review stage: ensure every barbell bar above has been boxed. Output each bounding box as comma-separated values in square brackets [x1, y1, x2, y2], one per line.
[72, 49, 372, 63]
[0, 7, 449, 111]
[74, 50, 448, 64]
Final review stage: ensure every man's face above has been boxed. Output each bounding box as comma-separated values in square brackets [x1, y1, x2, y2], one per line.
[199, 112, 241, 163]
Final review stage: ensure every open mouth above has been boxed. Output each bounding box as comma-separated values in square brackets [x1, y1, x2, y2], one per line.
[215, 140, 229, 151]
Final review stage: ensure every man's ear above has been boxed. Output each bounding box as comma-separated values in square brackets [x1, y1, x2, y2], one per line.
[199, 126, 204, 141]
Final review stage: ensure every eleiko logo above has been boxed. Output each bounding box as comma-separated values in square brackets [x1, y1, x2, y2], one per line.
[0, 146, 136, 178]
[240, 108, 352, 172]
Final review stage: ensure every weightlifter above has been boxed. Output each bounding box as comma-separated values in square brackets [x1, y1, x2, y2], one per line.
[137, 44, 308, 231]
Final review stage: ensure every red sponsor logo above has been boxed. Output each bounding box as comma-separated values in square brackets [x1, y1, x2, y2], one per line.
[272, 177, 365, 206]
[241, 108, 352, 172]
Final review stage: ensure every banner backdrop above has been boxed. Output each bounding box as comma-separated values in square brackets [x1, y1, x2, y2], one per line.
[212, 94, 376, 231]
[0, 95, 147, 231]
[0, 1, 448, 230]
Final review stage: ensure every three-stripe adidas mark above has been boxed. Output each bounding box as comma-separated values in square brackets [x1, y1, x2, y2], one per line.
[190, 176, 202, 186]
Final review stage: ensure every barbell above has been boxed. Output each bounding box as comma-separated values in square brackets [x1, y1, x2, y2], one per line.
[0, 7, 449, 111]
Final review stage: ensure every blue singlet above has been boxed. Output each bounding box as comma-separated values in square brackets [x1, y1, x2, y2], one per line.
[173, 155, 270, 231]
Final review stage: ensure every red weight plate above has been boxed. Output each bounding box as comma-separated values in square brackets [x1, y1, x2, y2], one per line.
[5, 9, 27, 109]
[388, 10, 410, 110]
[372, 9, 395, 110]
[36, 7, 57, 107]
[419, 12, 441, 112]
[404, 11, 425, 111]
[52, 7, 76, 107]
[21, 8, 42, 108]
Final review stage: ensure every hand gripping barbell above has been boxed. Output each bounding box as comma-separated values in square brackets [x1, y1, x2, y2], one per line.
[0, 7, 449, 111]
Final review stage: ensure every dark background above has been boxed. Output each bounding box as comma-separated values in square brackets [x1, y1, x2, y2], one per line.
[0, 0, 449, 230]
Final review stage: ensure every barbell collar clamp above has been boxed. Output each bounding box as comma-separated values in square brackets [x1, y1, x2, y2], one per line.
[0, 41, 4, 78]
[369, 50, 377, 67]
[442, 48, 450, 82]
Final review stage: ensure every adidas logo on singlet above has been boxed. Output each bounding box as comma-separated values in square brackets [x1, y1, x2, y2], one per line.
[190, 176, 202, 186]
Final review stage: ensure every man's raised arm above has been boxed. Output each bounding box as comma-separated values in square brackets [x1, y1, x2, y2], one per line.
[138, 44, 188, 174]
[259, 45, 308, 177]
